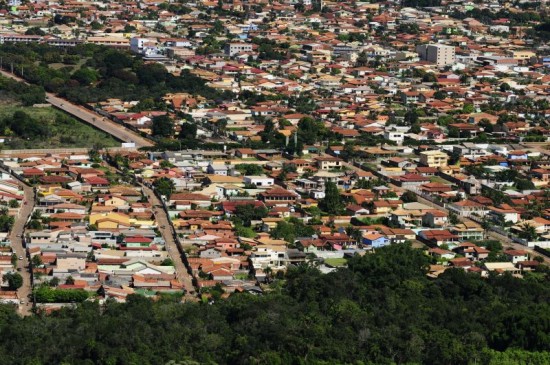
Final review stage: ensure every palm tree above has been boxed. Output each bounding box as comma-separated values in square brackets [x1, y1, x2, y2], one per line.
[519, 223, 538, 242]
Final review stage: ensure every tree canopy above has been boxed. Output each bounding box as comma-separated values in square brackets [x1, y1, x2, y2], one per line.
[0, 244, 546, 364]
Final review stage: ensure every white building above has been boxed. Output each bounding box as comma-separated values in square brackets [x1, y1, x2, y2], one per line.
[250, 245, 287, 270]
[243, 175, 274, 187]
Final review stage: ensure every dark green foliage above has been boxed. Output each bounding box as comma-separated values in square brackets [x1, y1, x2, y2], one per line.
[153, 177, 175, 199]
[2, 272, 22, 290]
[270, 217, 315, 243]
[234, 163, 264, 176]
[231, 204, 268, 227]
[0, 245, 547, 364]
[33, 285, 89, 303]
[0, 44, 233, 105]
[319, 181, 344, 215]
[152, 115, 174, 137]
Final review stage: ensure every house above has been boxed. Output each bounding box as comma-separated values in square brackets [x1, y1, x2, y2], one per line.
[488, 205, 521, 223]
[422, 210, 448, 227]
[243, 175, 274, 187]
[451, 221, 484, 241]
[207, 164, 228, 176]
[259, 187, 298, 206]
[483, 262, 519, 275]
[315, 156, 343, 170]
[448, 200, 487, 218]
[428, 247, 456, 260]
[362, 233, 390, 248]
[250, 245, 287, 270]
[504, 249, 529, 264]
[419, 229, 460, 246]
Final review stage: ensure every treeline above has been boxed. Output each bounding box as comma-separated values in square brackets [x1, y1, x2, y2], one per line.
[0, 244, 549, 364]
[0, 43, 233, 105]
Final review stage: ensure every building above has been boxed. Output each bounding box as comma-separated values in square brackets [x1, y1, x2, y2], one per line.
[224, 43, 253, 56]
[416, 44, 456, 67]
[243, 176, 274, 187]
[419, 150, 448, 168]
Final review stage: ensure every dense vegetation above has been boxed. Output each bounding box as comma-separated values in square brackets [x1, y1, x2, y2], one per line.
[0, 43, 233, 104]
[0, 245, 549, 364]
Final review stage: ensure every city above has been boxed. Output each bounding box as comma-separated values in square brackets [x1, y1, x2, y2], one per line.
[0, 0, 546, 363]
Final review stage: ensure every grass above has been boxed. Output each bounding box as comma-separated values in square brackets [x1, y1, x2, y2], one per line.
[324, 258, 347, 267]
[0, 105, 119, 149]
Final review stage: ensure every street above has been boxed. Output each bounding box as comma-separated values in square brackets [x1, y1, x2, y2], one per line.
[141, 185, 197, 301]
[8, 184, 35, 315]
[0, 69, 154, 148]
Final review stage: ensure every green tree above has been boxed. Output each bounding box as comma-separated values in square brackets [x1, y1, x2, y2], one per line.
[319, 181, 344, 215]
[153, 177, 175, 199]
[152, 115, 174, 137]
[462, 103, 475, 113]
[401, 191, 418, 203]
[3, 272, 23, 290]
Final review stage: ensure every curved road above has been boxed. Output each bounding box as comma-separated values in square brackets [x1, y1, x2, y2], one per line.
[0, 69, 154, 148]
[9, 184, 35, 315]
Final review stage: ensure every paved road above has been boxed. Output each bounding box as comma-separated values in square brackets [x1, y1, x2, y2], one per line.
[141, 185, 197, 301]
[0, 69, 154, 148]
[8, 184, 35, 315]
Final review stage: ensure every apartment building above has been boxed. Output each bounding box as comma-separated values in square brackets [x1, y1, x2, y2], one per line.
[419, 150, 448, 168]
[416, 44, 456, 67]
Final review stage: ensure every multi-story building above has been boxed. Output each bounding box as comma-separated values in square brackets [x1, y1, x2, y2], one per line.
[224, 43, 253, 56]
[416, 44, 456, 66]
[419, 150, 448, 168]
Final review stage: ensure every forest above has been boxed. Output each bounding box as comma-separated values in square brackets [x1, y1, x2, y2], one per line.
[0, 244, 549, 365]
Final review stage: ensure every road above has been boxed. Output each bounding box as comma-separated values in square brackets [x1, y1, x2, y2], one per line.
[0, 69, 154, 148]
[141, 185, 197, 301]
[8, 184, 35, 315]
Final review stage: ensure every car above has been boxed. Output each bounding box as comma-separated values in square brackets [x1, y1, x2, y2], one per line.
[18, 256, 23, 260]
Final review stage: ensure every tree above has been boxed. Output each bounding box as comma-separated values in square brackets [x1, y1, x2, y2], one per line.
[8, 200, 19, 208]
[500, 83, 511, 92]
[401, 191, 418, 203]
[160, 258, 174, 266]
[31, 255, 42, 267]
[152, 115, 174, 137]
[462, 103, 475, 113]
[448, 211, 460, 225]
[72, 67, 99, 85]
[3, 272, 23, 290]
[153, 177, 175, 199]
[514, 179, 535, 191]
[519, 223, 538, 241]
[232, 204, 268, 227]
[65, 276, 75, 285]
[319, 181, 344, 215]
